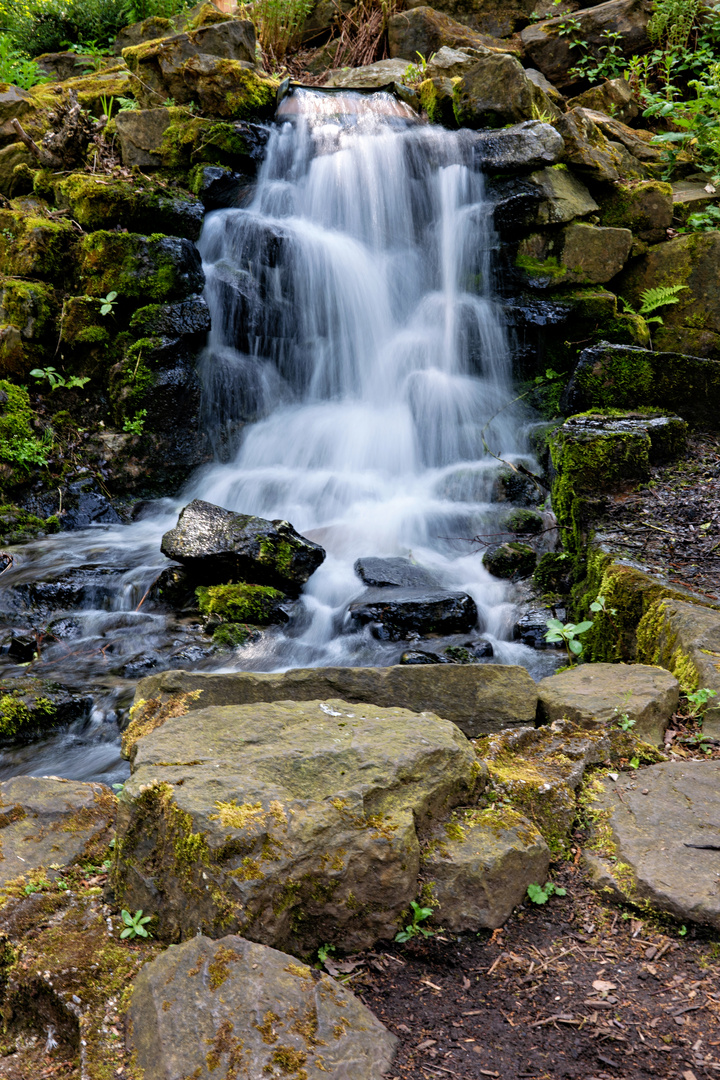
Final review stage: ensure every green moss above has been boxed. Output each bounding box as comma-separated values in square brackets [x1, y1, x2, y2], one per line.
[636, 597, 700, 691]
[79, 231, 192, 302]
[574, 346, 655, 411]
[0, 694, 54, 739]
[0, 502, 59, 544]
[0, 211, 78, 282]
[515, 251, 565, 281]
[60, 295, 106, 346]
[196, 582, 284, 624]
[0, 380, 52, 475]
[533, 551, 571, 594]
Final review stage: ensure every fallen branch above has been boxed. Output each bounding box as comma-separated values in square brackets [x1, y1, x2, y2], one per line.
[11, 118, 62, 168]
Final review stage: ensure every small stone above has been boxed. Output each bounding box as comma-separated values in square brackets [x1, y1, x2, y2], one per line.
[354, 556, 440, 588]
[482, 541, 537, 579]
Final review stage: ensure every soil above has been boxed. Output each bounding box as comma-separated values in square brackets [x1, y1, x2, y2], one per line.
[601, 434, 720, 604]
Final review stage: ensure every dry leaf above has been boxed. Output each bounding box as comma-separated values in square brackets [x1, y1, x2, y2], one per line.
[592, 979, 617, 994]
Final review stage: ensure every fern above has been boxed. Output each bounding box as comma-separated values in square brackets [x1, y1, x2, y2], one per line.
[621, 283, 687, 325]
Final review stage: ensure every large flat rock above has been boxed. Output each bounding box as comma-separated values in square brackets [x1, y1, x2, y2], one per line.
[537, 662, 679, 745]
[127, 934, 397, 1079]
[114, 698, 485, 951]
[132, 663, 540, 737]
[584, 761, 720, 929]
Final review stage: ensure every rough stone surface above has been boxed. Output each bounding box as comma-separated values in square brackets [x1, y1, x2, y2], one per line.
[324, 59, 414, 87]
[537, 662, 679, 745]
[452, 53, 537, 127]
[524, 167, 599, 225]
[79, 231, 204, 302]
[636, 598, 720, 708]
[127, 934, 398, 1079]
[424, 806, 550, 929]
[132, 662, 540, 738]
[0, 777, 115, 887]
[567, 77, 638, 123]
[389, 6, 514, 60]
[581, 108, 661, 163]
[598, 180, 672, 243]
[348, 587, 478, 639]
[517, 222, 633, 288]
[160, 499, 326, 593]
[403, 0, 537, 38]
[114, 698, 486, 950]
[115, 107, 173, 167]
[482, 541, 537, 579]
[354, 556, 440, 588]
[553, 108, 623, 183]
[465, 120, 564, 171]
[584, 761, 720, 929]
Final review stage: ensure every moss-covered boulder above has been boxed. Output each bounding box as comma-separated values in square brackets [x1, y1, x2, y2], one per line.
[55, 173, 204, 240]
[113, 697, 486, 950]
[567, 76, 638, 124]
[482, 541, 537, 578]
[615, 231, 720, 358]
[500, 507, 544, 534]
[79, 230, 204, 301]
[0, 278, 56, 377]
[553, 107, 623, 183]
[29, 63, 134, 118]
[516, 221, 633, 288]
[637, 596, 720, 696]
[418, 75, 459, 126]
[598, 179, 672, 242]
[127, 934, 398, 1079]
[452, 53, 540, 127]
[0, 210, 79, 282]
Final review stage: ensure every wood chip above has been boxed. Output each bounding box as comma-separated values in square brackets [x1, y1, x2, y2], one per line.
[416, 1039, 437, 1051]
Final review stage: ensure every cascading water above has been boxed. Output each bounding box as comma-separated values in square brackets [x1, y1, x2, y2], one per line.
[0, 88, 556, 783]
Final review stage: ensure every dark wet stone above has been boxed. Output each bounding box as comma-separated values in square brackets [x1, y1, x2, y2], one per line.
[354, 556, 441, 589]
[10, 568, 116, 614]
[192, 164, 247, 209]
[119, 654, 158, 679]
[482, 542, 537, 580]
[348, 587, 478, 640]
[160, 499, 326, 594]
[128, 295, 210, 339]
[514, 608, 560, 649]
[471, 639, 494, 658]
[6, 634, 35, 662]
[399, 649, 451, 664]
[148, 565, 195, 610]
[0, 678, 93, 746]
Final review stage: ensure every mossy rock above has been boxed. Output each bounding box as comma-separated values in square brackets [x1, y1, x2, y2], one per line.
[160, 113, 264, 171]
[0, 380, 53, 483]
[500, 507, 544, 535]
[29, 64, 134, 118]
[533, 551, 572, 595]
[0, 278, 56, 378]
[0, 678, 92, 744]
[79, 230, 204, 302]
[0, 210, 79, 283]
[55, 173, 204, 241]
[598, 180, 673, 243]
[418, 76, 458, 127]
[59, 295, 109, 347]
[482, 541, 537, 579]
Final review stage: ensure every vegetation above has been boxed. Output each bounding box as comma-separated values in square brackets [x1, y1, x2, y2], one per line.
[119, 908, 153, 939]
[395, 900, 435, 942]
[526, 881, 567, 905]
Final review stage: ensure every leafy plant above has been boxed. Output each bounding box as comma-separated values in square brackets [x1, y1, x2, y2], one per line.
[685, 686, 718, 717]
[615, 712, 636, 732]
[395, 900, 435, 942]
[620, 284, 688, 325]
[117, 96, 140, 112]
[0, 0, 134, 57]
[99, 93, 114, 120]
[569, 28, 627, 82]
[119, 908, 153, 940]
[99, 290, 118, 316]
[250, 0, 315, 59]
[526, 881, 567, 905]
[544, 616, 593, 661]
[682, 205, 720, 231]
[0, 32, 48, 88]
[403, 51, 434, 85]
[30, 367, 90, 392]
[123, 409, 147, 435]
[316, 942, 335, 968]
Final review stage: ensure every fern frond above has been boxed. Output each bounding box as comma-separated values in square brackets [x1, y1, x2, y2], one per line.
[637, 284, 688, 315]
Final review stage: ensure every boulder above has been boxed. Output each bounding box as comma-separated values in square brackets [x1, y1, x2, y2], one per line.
[0, 278, 55, 377]
[435, 460, 539, 503]
[553, 108, 623, 182]
[537, 662, 679, 745]
[190, 163, 248, 208]
[403, 0, 538, 38]
[348, 587, 478, 638]
[0, 209, 79, 283]
[0, 776, 115, 887]
[482, 541, 537, 579]
[115, 107, 172, 168]
[388, 6, 518, 59]
[614, 232, 720, 359]
[79, 231, 204, 301]
[465, 120, 564, 171]
[514, 166, 599, 226]
[514, 607, 559, 648]
[520, 0, 652, 85]
[55, 173, 205, 240]
[452, 53, 541, 127]
[131, 662, 540, 738]
[424, 806, 550, 928]
[426, 44, 488, 78]
[128, 295, 211, 338]
[113, 697, 485, 949]
[567, 77, 638, 123]
[563, 342, 720, 425]
[179, 55, 278, 118]
[114, 14, 175, 52]
[525, 66, 565, 110]
[584, 760, 720, 929]
[477, 722, 611, 850]
[354, 555, 440, 588]
[35, 50, 101, 82]
[581, 108, 661, 164]
[598, 179, 672, 242]
[127, 934, 397, 1078]
[160, 499, 326, 594]
[671, 180, 718, 224]
[516, 222, 633, 287]
[500, 507, 544, 534]
[636, 598, 720, 703]
[0, 679, 93, 744]
[324, 58, 415, 86]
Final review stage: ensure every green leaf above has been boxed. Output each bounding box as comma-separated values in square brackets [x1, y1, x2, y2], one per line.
[589, 602, 602, 612]
[568, 638, 583, 655]
[544, 632, 563, 643]
[545, 619, 564, 631]
[121, 909, 133, 925]
[526, 883, 549, 904]
[554, 887, 567, 896]
[394, 928, 413, 943]
[120, 926, 133, 938]
[574, 621, 594, 634]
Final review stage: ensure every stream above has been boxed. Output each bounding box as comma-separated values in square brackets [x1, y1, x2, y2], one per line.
[0, 88, 559, 784]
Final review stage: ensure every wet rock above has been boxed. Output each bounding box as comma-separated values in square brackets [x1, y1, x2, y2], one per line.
[477, 722, 611, 851]
[563, 342, 720, 424]
[0, 776, 115, 886]
[127, 934, 398, 1078]
[482, 542, 537, 579]
[46, 616, 82, 639]
[470, 639, 494, 657]
[389, 6, 518, 60]
[79, 231, 204, 303]
[114, 697, 485, 950]
[148, 564, 195, 609]
[435, 461, 539, 504]
[516, 167, 599, 228]
[538, 662, 679, 745]
[520, 0, 652, 85]
[5, 634, 35, 662]
[0, 209, 79, 282]
[324, 58, 415, 87]
[453, 53, 540, 127]
[348, 587, 478, 639]
[190, 163, 246, 209]
[583, 760, 720, 929]
[5, 566, 117, 615]
[160, 499, 326, 594]
[424, 806, 550, 929]
[500, 507, 544, 535]
[132, 662, 540, 738]
[466, 120, 564, 171]
[581, 108, 661, 164]
[354, 555, 440, 588]
[516, 222, 633, 288]
[598, 179, 672, 244]
[128, 294, 210, 338]
[400, 649, 451, 664]
[553, 107, 623, 183]
[567, 77, 638, 123]
[60, 478, 121, 530]
[513, 607, 557, 648]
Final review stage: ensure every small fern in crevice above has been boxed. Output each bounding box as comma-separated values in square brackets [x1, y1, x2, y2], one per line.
[620, 283, 688, 325]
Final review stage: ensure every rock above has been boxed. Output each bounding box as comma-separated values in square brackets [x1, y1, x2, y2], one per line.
[79, 231, 204, 301]
[584, 760, 720, 929]
[615, 232, 720, 359]
[516, 222, 633, 288]
[477, 722, 611, 851]
[465, 120, 564, 171]
[0, 209, 78, 282]
[177, 56, 278, 119]
[400, 649, 451, 664]
[114, 107, 173, 168]
[636, 597, 720, 703]
[160, 499, 326, 594]
[35, 50, 102, 82]
[403, 0, 537, 38]
[500, 508, 544, 534]
[300, 0, 355, 44]
[0, 84, 35, 149]
[0, 679, 93, 744]
[581, 108, 661, 164]
[0, 278, 55, 377]
[55, 172, 205, 241]
[424, 806, 550, 929]
[553, 108, 623, 183]
[514, 607, 558, 649]
[190, 163, 246, 208]
[0, 776, 115, 886]
[389, 6, 517, 60]
[671, 180, 718, 224]
[354, 555, 440, 588]
[127, 934, 398, 1078]
[128, 295, 211, 338]
[436, 461, 539, 503]
[482, 542, 537, 579]
[537, 662, 679, 745]
[453, 53, 539, 127]
[567, 77, 638, 123]
[348, 587, 478, 639]
[563, 342, 720, 425]
[520, 0, 652, 85]
[598, 179, 672, 243]
[426, 44, 488, 78]
[324, 58, 415, 86]
[114, 14, 175, 52]
[132, 662, 540, 738]
[113, 697, 485, 949]
[525, 66, 565, 110]
[519, 166, 599, 226]
[0, 142, 34, 198]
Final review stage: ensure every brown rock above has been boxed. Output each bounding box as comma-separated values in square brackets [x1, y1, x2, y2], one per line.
[452, 52, 536, 127]
[581, 108, 661, 163]
[517, 221, 633, 287]
[553, 107, 623, 182]
[404, 0, 538, 39]
[567, 77, 638, 123]
[114, 107, 173, 167]
[389, 5, 521, 60]
[599, 179, 672, 242]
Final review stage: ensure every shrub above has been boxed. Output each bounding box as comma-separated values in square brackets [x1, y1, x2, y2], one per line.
[0, 32, 48, 88]
[0, 0, 133, 56]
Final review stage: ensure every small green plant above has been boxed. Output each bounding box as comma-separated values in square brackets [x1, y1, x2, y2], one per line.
[620, 284, 688, 325]
[99, 290, 118, 316]
[24, 877, 51, 895]
[679, 924, 688, 936]
[526, 881, 567, 905]
[615, 711, 636, 732]
[123, 409, 147, 436]
[117, 96, 140, 111]
[681, 205, 720, 231]
[316, 943, 335, 968]
[0, 32, 48, 88]
[685, 687, 718, 717]
[544, 616, 593, 661]
[30, 367, 90, 392]
[119, 908, 153, 940]
[403, 51, 435, 85]
[251, 0, 315, 59]
[395, 900, 435, 942]
[98, 93, 114, 120]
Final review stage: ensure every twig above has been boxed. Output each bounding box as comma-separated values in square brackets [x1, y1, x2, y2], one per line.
[11, 118, 62, 168]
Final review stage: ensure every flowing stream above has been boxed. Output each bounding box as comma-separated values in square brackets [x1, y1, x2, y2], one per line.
[0, 88, 557, 784]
